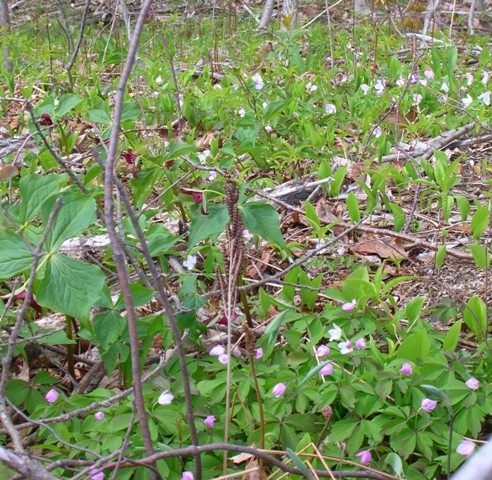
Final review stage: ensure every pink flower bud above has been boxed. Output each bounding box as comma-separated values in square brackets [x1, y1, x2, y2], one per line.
[94, 412, 105, 421]
[203, 415, 215, 428]
[342, 299, 356, 312]
[456, 440, 475, 457]
[272, 383, 286, 398]
[319, 363, 333, 375]
[181, 472, 194, 480]
[356, 450, 371, 464]
[209, 345, 225, 356]
[218, 353, 229, 364]
[255, 348, 263, 359]
[45, 389, 59, 403]
[465, 377, 479, 390]
[355, 338, 366, 350]
[400, 362, 413, 376]
[421, 398, 437, 412]
[90, 469, 104, 480]
[316, 344, 330, 356]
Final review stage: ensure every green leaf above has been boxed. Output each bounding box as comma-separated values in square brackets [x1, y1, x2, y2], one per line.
[164, 140, 198, 161]
[240, 202, 286, 248]
[471, 205, 489, 240]
[346, 191, 361, 223]
[330, 165, 347, 197]
[435, 245, 447, 269]
[304, 200, 320, 229]
[390, 203, 405, 232]
[385, 452, 403, 477]
[121, 102, 141, 122]
[455, 195, 470, 221]
[19, 174, 68, 224]
[36, 330, 76, 345]
[469, 244, 490, 269]
[463, 295, 487, 342]
[298, 361, 331, 387]
[188, 204, 228, 247]
[443, 320, 462, 352]
[265, 309, 291, 347]
[0, 232, 33, 278]
[41, 192, 97, 251]
[86, 109, 112, 124]
[285, 448, 316, 480]
[36, 254, 105, 320]
[396, 329, 430, 362]
[406, 296, 424, 324]
[55, 94, 85, 117]
[114, 283, 155, 310]
[146, 224, 179, 257]
[93, 311, 126, 350]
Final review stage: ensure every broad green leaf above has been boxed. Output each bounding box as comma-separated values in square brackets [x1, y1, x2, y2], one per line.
[304, 200, 319, 229]
[146, 224, 179, 257]
[330, 165, 347, 197]
[469, 243, 490, 269]
[0, 232, 33, 278]
[285, 448, 316, 480]
[443, 320, 462, 352]
[121, 102, 141, 122]
[86, 108, 111, 124]
[164, 141, 199, 161]
[435, 245, 447, 269]
[19, 174, 68, 224]
[385, 452, 403, 477]
[41, 192, 97, 251]
[265, 309, 291, 346]
[390, 203, 405, 232]
[456, 195, 470, 221]
[36, 254, 105, 320]
[406, 296, 424, 324]
[471, 205, 489, 240]
[93, 311, 126, 350]
[240, 202, 286, 248]
[36, 330, 76, 345]
[346, 191, 361, 223]
[396, 329, 430, 362]
[114, 283, 155, 310]
[463, 295, 487, 342]
[101, 343, 129, 377]
[55, 94, 85, 117]
[298, 361, 331, 387]
[188, 204, 228, 247]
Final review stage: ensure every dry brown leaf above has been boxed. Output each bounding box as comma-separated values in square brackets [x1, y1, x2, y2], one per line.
[231, 451, 255, 464]
[352, 236, 407, 259]
[196, 131, 216, 149]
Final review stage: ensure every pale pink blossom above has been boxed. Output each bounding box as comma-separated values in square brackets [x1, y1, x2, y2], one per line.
[272, 383, 286, 398]
[218, 354, 229, 365]
[465, 72, 474, 86]
[360, 84, 370, 95]
[356, 450, 371, 464]
[255, 348, 263, 359]
[478, 91, 491, 106]
[181, 472, 194, 480]
[238, 107, 246, 117]
[441, 82, 449, 93]
[94, 412, 105, 421]
[400, 362, 413, 376]
[319, 363, 333, 375]
[328, 323, 342, 341]
[158, 390, 174, 405]
[462, 94, 473, 108]
[465, 377, 480, 390]
[338, 340, 353, 354]
[45, 389, 58, 403]
[325, 103, 336, 114]
[264, 125, 273, 133]
[355, 338, 366, 350]
[373, 126, 382, 138]
[456, 440, 475, 457]
[210, 345, 225, 356]
[252, 73, 264, 90]
[421, 398, 437, 412]
[203, 415, 216, 428]
[316, 345, 330, 357]
[91, 469, 104, 480]
[306, 82, 318, 93]
[482, 71, 490, 85]
[342, 299, 356, 312]
[424, 69, 435, 81]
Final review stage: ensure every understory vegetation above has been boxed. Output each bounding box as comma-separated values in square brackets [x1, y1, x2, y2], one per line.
[0, 1, 491, 479]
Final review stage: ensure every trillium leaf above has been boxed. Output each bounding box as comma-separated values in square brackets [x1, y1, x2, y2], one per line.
[55, 94, 85, 117]
[0, 232, 33, 278]
[41, 192, 97, 251]
[36, 254, 105, 320]
[240, 202, 286, 248]
[188, 204, 228, 247]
